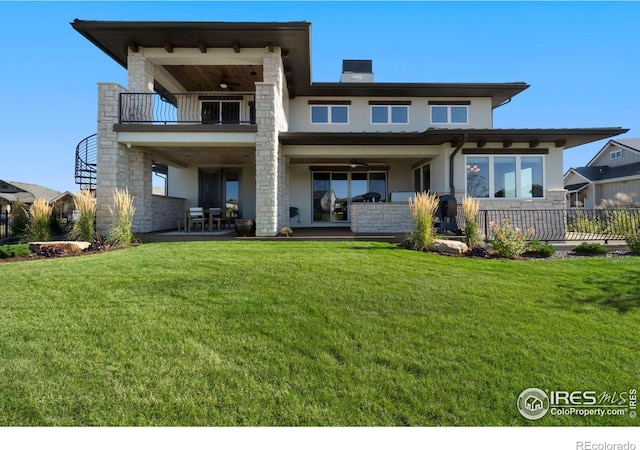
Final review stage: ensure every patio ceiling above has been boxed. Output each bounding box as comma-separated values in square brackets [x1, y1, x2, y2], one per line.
[147, 146, 255, 168]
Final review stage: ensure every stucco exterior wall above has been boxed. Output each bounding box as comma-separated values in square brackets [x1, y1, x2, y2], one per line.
[287, 97, 493, 132]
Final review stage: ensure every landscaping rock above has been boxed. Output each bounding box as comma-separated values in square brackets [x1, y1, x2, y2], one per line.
[28, 241, 91, 254]
[429, 239, 469, 255]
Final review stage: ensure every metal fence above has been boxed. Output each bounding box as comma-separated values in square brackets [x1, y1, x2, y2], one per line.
[119, 92, 256, 125]
[455, 207, 640, 242]
[0, 211, 11, 240]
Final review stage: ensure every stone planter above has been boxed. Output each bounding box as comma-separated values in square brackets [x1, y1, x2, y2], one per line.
[235, 219, 255, 237]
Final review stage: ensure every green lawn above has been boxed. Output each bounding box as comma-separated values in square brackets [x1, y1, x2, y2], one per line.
[1, 241, 638, 426]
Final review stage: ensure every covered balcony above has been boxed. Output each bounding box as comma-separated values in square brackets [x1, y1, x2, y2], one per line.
[119, 92, 256, 125]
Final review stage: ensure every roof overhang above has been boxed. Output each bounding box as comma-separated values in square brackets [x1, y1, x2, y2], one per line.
[279, 127, 629, 149]
[71, 20, 529, 104]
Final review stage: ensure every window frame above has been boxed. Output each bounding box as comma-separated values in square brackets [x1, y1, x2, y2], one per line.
[370, 105, 409, 124]
[310, 105, 350, 124]
[610, 150, 622, 160]
[464, 155, 546, 200]
[430, 105, 469, 125]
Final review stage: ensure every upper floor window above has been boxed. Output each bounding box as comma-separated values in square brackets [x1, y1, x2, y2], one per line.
[310, 104, 349, 124]
[466, 155, 544, 199]
[429, 101, 470, 125]
[370, 101, 410, 124]
[610, 150, 622, 160]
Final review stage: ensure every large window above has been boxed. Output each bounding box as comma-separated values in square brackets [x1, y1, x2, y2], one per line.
[371, 105, 409, 124]
[430, 105, 468, 125]
[311, 105, 349, 124]
[413, 164, 431, 193]
[312, 171, 387, 222]
[466, 155, 544, 199]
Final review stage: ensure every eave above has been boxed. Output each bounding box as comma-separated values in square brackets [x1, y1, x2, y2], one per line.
[279, 127, 629, 149]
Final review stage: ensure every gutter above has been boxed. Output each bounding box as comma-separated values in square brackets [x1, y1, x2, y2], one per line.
[449, 133, 468, 196]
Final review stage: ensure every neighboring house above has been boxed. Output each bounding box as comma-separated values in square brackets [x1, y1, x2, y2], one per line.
[564, 139, 640, 208]
[0, 180, 76, 218]
[71, 20, 628, 236]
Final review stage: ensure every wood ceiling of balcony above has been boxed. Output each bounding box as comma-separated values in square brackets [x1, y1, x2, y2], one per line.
[164, 65, 263, 92]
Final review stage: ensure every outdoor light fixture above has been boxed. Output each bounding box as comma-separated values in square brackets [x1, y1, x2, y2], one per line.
[219, 80, 229, 89]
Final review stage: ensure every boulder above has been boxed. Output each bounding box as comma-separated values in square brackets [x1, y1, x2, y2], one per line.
[428, 239, 469, 255]
[28, 241, 91, 254]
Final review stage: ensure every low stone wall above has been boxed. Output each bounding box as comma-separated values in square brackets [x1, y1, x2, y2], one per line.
[151, 195, 185, 232]
[351, 202, 413, 234]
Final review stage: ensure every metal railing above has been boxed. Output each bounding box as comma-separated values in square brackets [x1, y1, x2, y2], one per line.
[455, 207, 640, 242]
[75, 133, 97, 191]
[119, 92, 256, 125]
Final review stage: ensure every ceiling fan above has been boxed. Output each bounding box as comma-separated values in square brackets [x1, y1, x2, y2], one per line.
[218, 78, 241, 90]
[349, 159, 368, 168]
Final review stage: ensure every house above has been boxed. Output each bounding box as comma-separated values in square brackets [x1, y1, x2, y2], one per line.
[71, 20, 628, 236]
[564, 139, 640, 208]
[0, 180, 76, 218]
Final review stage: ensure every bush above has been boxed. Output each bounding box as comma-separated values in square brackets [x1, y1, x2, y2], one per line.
[69, 189, 96, 242]
[625, 235, 640, 255]
[36, 245, 66, 258]
[85, 235, 110, 253]
[462, 195, 482, 247]
[0, 244, 31, 259]
[523, 240, 556, 258]
[107, 188, 136, 246]
[27, 198, 53, 241]
[10, 200, 29, 236]
[573, 242, 609, 256]
[489, 218, 533, 259]
[406, 192, 439, 251]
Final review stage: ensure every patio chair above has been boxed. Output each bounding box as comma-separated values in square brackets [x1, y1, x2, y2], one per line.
[187, 207, 205, 232]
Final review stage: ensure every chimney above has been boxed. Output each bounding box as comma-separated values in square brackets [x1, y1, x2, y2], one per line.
[340, 59, 374, 83]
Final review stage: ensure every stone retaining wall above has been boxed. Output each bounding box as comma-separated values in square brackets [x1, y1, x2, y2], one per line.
[151, 195, 185, 232]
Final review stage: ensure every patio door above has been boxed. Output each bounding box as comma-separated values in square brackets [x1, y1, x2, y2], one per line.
[199, 168, 242, 217]
[312, 171, 387, 223]
[201, 98, 241, 124]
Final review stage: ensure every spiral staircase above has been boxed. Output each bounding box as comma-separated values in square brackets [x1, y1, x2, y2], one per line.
[74, 134, 97, 191]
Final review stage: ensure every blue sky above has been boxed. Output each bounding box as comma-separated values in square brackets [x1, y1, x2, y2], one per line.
[0, 1, 638, 193]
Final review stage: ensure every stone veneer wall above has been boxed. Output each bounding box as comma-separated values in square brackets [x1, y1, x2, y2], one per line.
[255, 48, 288, 236]
[151, 195, 185, 231]
[351, 203, 414, 234]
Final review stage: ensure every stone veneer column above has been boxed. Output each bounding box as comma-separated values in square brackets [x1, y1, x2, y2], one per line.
[95, 51, 156, 235]
[255, 48, 288, 236]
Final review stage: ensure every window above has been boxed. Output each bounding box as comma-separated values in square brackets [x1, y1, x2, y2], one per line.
[371, 105, 409, 124]
[466, 155, 544, 199]
[311, 105, 349, 124]
[413, 164, 431, 193]
[610, 150, 622, 160]
[430, 105, 468, 124]
[312, 171, 387, 222]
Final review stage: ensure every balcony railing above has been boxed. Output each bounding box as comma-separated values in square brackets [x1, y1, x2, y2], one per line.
[119, 92, 256, 125]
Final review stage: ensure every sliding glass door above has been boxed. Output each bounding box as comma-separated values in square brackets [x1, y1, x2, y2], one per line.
[312, 171, 387, 223]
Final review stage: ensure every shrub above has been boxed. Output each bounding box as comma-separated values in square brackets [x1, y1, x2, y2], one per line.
[625, 235, 640, 255]
[36, 245, 66, 258]
[0, 244, 31, 258]
[604, 209, 640, 236]
[489, 218, 533, 259]
[27, 198, 53, 241]
[85, 235, 111, 253]
[523, 240, 556, 258]
[573, 242, 609, 256]
[568, 213, 605, 234]
[107, 188, 136, 246]
[69, 189, 96, 242]
[406, 192, 439, 251]
[462, 195, 482, 247]
[10, 200, 29, 236]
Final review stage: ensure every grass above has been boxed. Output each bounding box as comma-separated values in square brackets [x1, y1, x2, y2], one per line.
[0, 241, 638, 426]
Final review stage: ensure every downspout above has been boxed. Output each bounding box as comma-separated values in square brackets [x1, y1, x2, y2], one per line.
[449, 133, 468, 196]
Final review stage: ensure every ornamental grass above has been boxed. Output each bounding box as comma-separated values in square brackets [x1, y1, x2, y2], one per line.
[27, 198, 52, 241]
[462, 195, 482, 247]
[407, 191, 439, 251]
[107, 188, 136, 246]
[69, 189, 96, 242]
